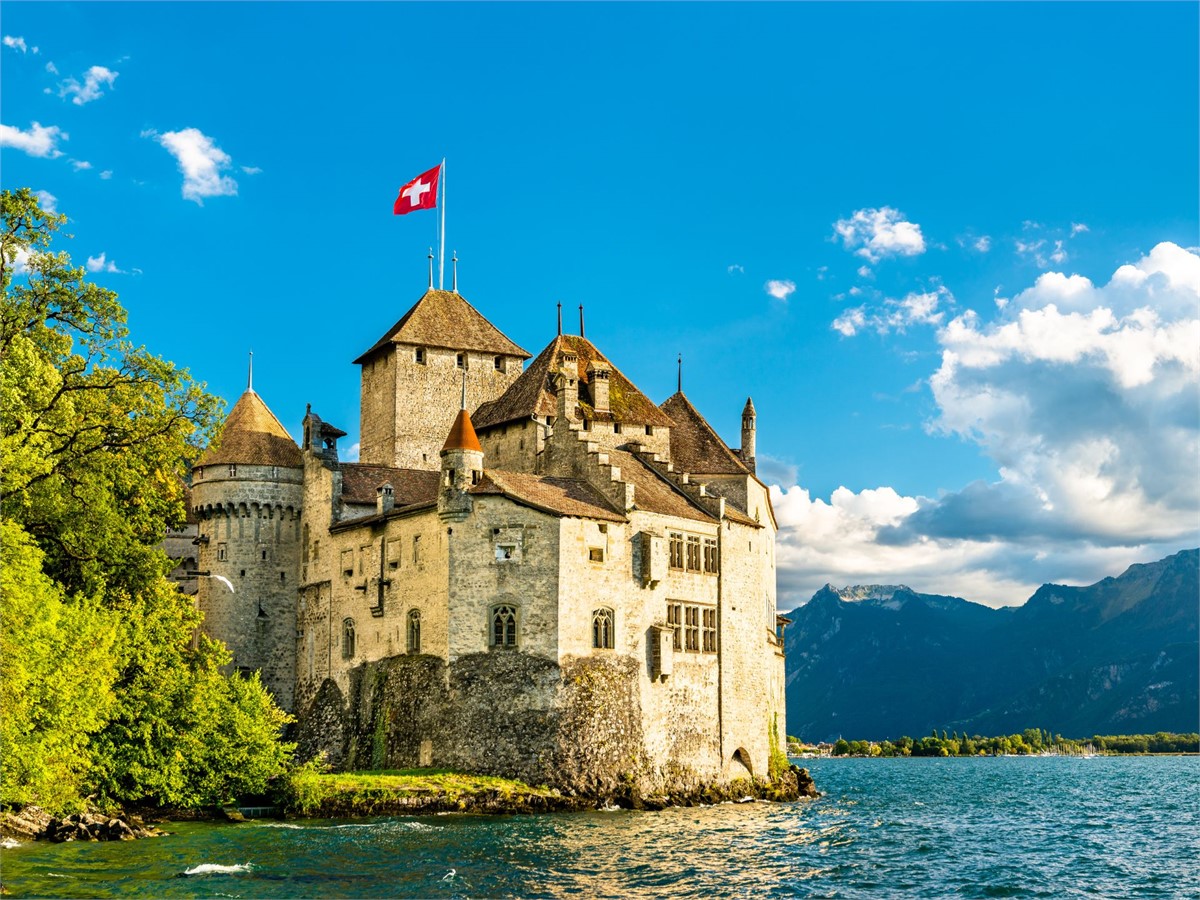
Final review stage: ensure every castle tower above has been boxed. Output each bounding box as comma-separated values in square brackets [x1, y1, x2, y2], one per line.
[191, 385, 303, 712]
[438, 405, 484, 522]
[354, 288, 529, 470]
[741, 397, 756, 474]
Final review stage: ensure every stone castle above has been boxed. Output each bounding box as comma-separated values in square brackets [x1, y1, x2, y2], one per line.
[188, 284, 788, 796]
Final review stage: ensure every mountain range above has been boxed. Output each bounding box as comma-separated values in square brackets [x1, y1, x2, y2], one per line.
[783, 549, 1199, 741]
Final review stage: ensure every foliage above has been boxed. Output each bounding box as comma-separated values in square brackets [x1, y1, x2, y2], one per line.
[826, 730, 1200, 757]
[0, 520, 117, 810]
[0, 188, 292, 812]
[768, 712, 790, 781]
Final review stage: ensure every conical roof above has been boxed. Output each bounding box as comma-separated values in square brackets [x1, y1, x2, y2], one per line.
[743, 396, 756, 415]
[441, 408, 482, 454]
[660, 392, 750, 476]
[197, 390, 303, 468]
[473, 334, 675, 430]
[353, 289, 529, 364]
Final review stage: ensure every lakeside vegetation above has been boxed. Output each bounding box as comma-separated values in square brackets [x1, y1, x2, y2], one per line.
[789, 730, 1199, 758]
[1, 189, 293, 815]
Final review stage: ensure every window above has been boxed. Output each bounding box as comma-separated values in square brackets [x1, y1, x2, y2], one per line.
[312, 540, 321, 562]
[407, 610, 421, 653]
[415, 347, 426, 365]
[387, 539, 401, 569]
[685, 606, 700, 651]
[341, 549, 354, 576]
[645, 425, 654, 436]
[471, 470, 481, 485]
[703, 607, 717, 652]
[581, 419, 591, 432]
[217, 542, 228, 561]
[666, 602, 683, 651]
[342, 618, 356, 659]
[588, 547, 604, 562]
[703, 538, 718, 574]
[613, 422, 622, 434]
[228, 465, 237, 477]
[412, 534, 421, 566]
[456, 352, 466, 368]
[669, 532, 684, 569]
[261, 549, 269, 561]
[495, 544, 516, 561]
[686, 535, 702, 572]
[445, 468, 456, 487]
[491, 605, 517, 648]
[592, 608, 614, 649]
[494, 355, 506, 372]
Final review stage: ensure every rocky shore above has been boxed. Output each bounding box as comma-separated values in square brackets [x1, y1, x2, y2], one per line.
[0, 806, 166, 844]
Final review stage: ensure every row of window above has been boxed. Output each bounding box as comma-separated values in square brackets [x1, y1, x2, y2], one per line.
[413, 347, 508, 372]
[343, 609, 422, 658]
[579, 420, 655, 436]
[668, 533, 719, 574]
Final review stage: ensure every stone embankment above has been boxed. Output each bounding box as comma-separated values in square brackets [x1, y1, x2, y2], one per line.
[1, 806, 166, 843]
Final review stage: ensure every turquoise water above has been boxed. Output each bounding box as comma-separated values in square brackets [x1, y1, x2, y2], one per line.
[2, 757, 1197, 898]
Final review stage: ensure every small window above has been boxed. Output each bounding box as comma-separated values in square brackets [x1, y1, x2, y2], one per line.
[312, 540, 321, 562]
[592, 608, 614, 649]
[495, 544, 516, 561]
[581, 419, 591, 432]
[703, 607, 717, 652]
[342, 618, 356, 658]
[588, 547, 604, 563]
[412, 534, 422, 566]
[387, 539, 402, 569]
[471, 470, 481, 485]
[261, 549, 268, 561]
[668, 533, 684, 569]
[415, 348, 426, 365]
[613, 422, 622, 435]
[407, 610, 421, 653]
[685, 606, 700, 651]
[280, 571, 286, 582]
[456, 352, 466, 368]
[666, 603, 683, 651]
[217, 542, 228, 561]
[686, 536, 702, 572]
[341, 549, 355, 576]
[445, 468, 456, 487]
[494, 355, 505, 372]
[491, 604, 517, 648]
[703, 538, 718, 574]
[228, 464, 237, 477]
[645, 425, 654, 436]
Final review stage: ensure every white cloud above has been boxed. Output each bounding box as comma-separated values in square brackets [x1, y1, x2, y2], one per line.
[975, 236, 991, 252]
[1049, 239, 1067, 265]
[727, 264, 744, 275]
[11, 245, 32, 276]
[856, 265, 873, 279]
[99, 170, 113, 180]
[45, 61, 58, 74]
[832, 306, 866, 337]
[765, 279, 796, 300]
[85, 252, 123, 274]
[1071, 222, 1090, 236]
[57, 65, 119, 105]
[834, 206, 926, 263]
[34, 190, 57, 213]
[70, 159, 92, 171]
[344, 442, 361, 463]
[241, 165, 263, 175]
[3, 35, 28, 53]
[831, 288, 951, 337]
[153, 127, 239, 204]
[0, 121, 67, 158]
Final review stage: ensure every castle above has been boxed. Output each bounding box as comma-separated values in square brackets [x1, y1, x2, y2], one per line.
[188, 284, 788, 796]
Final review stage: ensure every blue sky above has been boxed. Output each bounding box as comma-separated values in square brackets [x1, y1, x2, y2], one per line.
[3, 2, 1197, 607]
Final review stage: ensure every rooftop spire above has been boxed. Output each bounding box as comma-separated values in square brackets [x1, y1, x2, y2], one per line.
[247, 350, 254, 393]
[677, 353, 682, 393]
[427, 247, 434, 290]
[579, 304, 585, 338]
[557, 301, 563, 336]
[452, 250, 459, 293]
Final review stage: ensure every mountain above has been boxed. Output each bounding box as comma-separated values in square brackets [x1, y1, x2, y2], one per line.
[783, 549, 1199, 741]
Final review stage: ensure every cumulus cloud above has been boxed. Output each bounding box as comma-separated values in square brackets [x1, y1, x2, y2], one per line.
[765, 279, 796, 300]
[0, 121, 66, 158]
[99, 170, 113, 180]
[34, 190, 57, 213]
[57, 65, 118, 105]
[10, 244, 32, 276]
[727, 264, 744, 275]
[1071, 222, 1089, 236]
[832, 287, 951, 337]
[152, 127, 239, 204]
[85, 252, 123, 274]
[344, 442, 361, 463]
[975, 236, 991, 252]
[241, 165, 263, 175]
[45, 61, 57, 74]
[70, 159, 92, 171]
[3, 35, 33, 53]
[834, 206, 926, 263]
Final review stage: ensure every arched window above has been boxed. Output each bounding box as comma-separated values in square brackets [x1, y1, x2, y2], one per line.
[491, 604, 517, 648]
[407, 609, 421, 653]
[592, 608, 614, 649]
[342, 618, 356, 659]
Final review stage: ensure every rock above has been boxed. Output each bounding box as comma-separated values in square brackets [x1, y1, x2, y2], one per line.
[0, 806, 52, 842]
[217, 807, 246, 822]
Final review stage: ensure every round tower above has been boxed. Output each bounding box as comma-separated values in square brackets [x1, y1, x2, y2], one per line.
[438, 406, 484, 522]
[741, 396, 757, 474]
[191, 385, 304, 712]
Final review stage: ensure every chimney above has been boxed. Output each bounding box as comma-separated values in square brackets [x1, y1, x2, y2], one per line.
[555, 350, 579, 421]
[587, 360, 611, 413]
[377, 483, 395, 515]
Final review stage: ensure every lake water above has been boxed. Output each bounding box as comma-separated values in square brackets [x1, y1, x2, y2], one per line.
[2, 757, 1197, 898]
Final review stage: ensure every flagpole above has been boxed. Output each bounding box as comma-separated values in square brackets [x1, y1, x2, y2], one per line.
[438, 158, 446, 290]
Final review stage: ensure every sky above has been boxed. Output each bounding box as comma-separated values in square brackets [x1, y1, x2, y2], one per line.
[3, 2, 1197, 609]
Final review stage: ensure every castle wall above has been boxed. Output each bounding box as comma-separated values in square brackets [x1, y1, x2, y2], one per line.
[476, 419, 541, 474]
[359, 345, 523, 470]
[192, 463, 303, 712]
[575, 420, 671, 459]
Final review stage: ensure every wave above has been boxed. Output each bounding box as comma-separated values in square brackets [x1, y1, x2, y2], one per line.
[1, 838, 21, 849]
[181, 863, 253, 876]
[255, 822, 305, 829]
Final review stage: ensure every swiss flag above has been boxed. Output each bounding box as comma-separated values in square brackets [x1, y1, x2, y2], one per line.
[393, 164, 440, 215]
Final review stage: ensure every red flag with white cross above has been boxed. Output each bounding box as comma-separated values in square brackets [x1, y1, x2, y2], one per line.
[394, 164, 440, 215]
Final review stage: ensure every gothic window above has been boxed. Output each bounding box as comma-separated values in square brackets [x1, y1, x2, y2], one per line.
[685, 606, 700, 651]
[592, 608, 614, 649]
[415, 347, 426, 365]
[686, 535, 702, 572]
[666, 602, 683, 651]
[491, 604, 517, 649]
[668, 532, 684, 569]
[407, 610, 421, 653]
[703, 538, 719, 574]
[703, 607, 717, 652]
[342, 618, 356, 659]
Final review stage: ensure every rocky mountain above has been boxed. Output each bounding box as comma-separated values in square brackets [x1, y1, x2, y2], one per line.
[783, 549, 1199, 741]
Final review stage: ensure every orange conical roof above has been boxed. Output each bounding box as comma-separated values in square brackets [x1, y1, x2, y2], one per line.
[441, 407, 482, 454]
[197, 390, 303, 468]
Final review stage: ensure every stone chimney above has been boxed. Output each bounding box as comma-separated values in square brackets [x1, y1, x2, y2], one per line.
[555, 349, 579, 422]
[587, 360, 611, 414]
[377, 483, 395, 516]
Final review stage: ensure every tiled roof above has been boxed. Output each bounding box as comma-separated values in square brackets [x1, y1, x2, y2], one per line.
[474, 334, 675, 430]
[471, 470, 626, 522]
[353, 289, 529, 363]
[442, 408, 482, 453]
[605, 449, 715, 524]
[340, 464, 439, 508]
[660, 392, 750, 476]
[197, 390, 302, 468]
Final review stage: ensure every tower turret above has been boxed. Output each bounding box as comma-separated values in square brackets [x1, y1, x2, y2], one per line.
[438, 406, 484, 522]
[191, 385, 303, 711]
[741, 396, 757, 474]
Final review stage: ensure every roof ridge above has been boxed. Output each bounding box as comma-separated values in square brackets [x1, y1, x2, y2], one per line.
[660, 392, 750, 476]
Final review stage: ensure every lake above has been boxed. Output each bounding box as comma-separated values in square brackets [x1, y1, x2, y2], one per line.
[2, 757, 1196, 898]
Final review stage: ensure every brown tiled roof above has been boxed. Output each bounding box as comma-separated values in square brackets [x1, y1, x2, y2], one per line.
[471, 470, 626, 522]
[660, 392, 751, 476]
[442, 408, 482, 453]
[340, 464, 439, 508]
[353, 289, 529, 364]
[474, 334, 675, 430]
[605, 449, 715, 524]
[197, 390, 302, 468]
